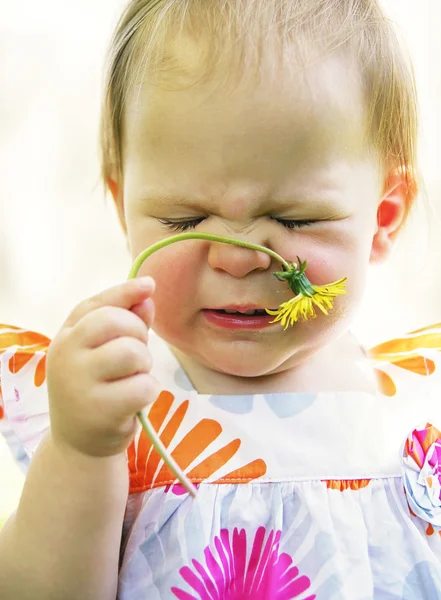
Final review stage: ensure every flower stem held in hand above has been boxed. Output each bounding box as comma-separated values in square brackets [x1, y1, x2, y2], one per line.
[127, 232, 347, 497]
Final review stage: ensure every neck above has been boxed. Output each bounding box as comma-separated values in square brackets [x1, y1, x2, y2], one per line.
[170, 332, 378, 395]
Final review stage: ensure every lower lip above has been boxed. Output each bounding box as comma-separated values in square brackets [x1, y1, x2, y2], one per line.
[202, 310, 277, 330]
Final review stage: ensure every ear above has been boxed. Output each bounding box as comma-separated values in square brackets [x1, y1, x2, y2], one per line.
[369, 169, 416, 264]
[108, 177, 128, 236]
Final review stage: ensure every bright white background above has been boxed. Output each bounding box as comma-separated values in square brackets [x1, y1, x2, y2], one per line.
[0, 1, 440, 522]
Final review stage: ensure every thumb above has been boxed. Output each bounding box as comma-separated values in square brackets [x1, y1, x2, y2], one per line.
[131, 296, 155, 329]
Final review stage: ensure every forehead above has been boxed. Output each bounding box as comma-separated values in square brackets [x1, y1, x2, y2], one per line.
[123, 38, 371, 190]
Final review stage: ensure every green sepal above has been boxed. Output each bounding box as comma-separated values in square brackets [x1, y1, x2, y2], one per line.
[272, 257, 316, 297]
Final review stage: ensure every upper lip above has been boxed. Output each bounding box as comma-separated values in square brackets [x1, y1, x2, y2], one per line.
[209, 305, 272, 311]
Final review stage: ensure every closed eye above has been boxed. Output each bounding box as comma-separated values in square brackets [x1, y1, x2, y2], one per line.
[157, 217, 317, 232]
[158, 218, 205, 232]
[271, 218, 316, 229]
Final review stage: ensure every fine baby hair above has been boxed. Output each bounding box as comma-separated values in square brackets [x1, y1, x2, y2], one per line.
[100, 0, 419, 218]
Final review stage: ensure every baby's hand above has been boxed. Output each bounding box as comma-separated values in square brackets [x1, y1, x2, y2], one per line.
[46, 277, 160, 458]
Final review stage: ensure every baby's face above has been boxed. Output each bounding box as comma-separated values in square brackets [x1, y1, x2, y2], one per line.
[119, 45, 384, 388]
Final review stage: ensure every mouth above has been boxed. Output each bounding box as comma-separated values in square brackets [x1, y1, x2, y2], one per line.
[201, 305, 281, 330]
[209, 306, 278, 316]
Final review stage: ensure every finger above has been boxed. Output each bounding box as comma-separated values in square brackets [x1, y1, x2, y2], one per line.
[130, 297, 155, 330]
[75, 306, 150, 349]
[64, 277, 155, 329]
[90, 336, 152, 381]
[101, 372, 162, 420]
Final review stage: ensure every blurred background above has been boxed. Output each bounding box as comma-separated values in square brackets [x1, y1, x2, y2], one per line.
[0, 0, 440, 526]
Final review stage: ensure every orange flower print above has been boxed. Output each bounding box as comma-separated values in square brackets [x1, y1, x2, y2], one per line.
[323, 479, 371, 492]
[367, 322, 441, 397]
[0, 324, 51, 419]
[407, 499, 441, 538]
[127, 391, 267, 494]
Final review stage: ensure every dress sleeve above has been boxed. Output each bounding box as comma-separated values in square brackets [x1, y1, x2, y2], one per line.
[368, 321, 441, 553]
[0, 386, 30, 473]
[366, 321, 441, 397]
[0, 324, 51, 471]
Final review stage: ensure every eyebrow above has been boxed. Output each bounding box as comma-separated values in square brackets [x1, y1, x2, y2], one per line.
[136, 192, 341, 213]
[138, 193, 207, 209]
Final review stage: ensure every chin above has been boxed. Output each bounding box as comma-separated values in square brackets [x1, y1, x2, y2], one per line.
[200, 352, 281, 379]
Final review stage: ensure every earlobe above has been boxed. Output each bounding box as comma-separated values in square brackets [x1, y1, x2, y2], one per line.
[108, 177, 128, 236]
[108, 178, 119, 202]
[369, 169, 416, 264]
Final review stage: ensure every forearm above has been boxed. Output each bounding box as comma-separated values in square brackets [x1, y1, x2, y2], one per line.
[0, 430, 129, 600]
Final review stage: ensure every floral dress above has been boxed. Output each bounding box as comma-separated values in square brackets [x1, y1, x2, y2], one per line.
[1, 322, 441, 599]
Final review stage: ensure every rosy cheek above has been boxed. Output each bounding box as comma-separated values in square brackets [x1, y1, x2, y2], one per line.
[275, 241, 346, 286]
[305, 257, 349, 286]
[132, 245, 200, 315]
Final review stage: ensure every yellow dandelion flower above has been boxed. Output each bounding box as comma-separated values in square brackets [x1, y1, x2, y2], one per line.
[266, 295, 316, 330]
[265, 258, 347, 330]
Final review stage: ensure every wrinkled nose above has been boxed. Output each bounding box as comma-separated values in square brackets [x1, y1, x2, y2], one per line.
[207, 240, 272, 278]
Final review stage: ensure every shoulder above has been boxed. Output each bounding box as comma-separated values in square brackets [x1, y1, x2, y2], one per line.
[0, 323, 51, 403]
[0, 323, 51, 463]
[366, 321, 441, 397]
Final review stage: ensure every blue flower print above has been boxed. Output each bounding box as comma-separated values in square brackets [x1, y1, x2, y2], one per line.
[174, 366, 194, 391]
[209, 393, 316, 418]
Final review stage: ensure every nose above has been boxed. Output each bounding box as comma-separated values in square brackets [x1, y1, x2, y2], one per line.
[207, 240, 272, 278]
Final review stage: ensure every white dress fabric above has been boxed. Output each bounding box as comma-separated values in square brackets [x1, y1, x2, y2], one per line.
[1, 322, 441, 599]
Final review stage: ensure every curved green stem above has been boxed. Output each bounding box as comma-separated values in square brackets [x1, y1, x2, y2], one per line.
[136, 410, 198, 496]
[128, 232, 291, 279]
[128, 232, 290, 498]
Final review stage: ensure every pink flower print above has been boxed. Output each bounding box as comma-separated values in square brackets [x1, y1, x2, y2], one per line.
[172, 526, 316, 599]
[403, 423, 441, 527]
[164, 483, 201, 496]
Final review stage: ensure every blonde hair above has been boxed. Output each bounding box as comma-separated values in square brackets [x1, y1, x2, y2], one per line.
[99, 0, 419, 219]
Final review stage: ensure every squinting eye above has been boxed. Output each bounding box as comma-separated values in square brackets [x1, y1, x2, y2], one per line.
[157, 216, 316, 233]
[158, 218, 205, 232]
[271, 218, 315, 230]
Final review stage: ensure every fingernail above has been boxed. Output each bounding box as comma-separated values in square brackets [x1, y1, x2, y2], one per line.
[139, 276, 155, 291]
[144, 297, 155, 327]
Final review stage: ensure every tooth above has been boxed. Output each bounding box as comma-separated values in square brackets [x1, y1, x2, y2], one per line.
[223, 309, 258, 315]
